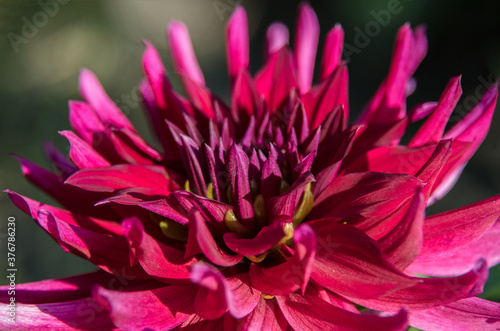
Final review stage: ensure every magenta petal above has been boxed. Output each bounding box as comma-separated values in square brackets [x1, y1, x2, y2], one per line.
[68, 100, 106, 143]
[167, 21, 205, 86]
[276, 293, 409, 331]
[191, 262, 231, 320]
[192, 264, 261, 320]
[303, 64, 349, 130]
[378, 189, 425, 270]
[270, 171, 315, 219]
[79, 69, 134, 131]
[224, 217, 292, 256]
[351, 260, 489, 311]
[294, 2, 320, 94]
[95, 284, 197, 331]
[0, 270, 117, 304]
[122, 217, 192, 282]
[384, 24, 414, 113]
[7, 190, 123, 235]
[43, 142, 77, 178]
[0, 298, 115, 330]
[408, 101, 438, 122]
[228, 144, 254, 224]
[14, 156, 118, 218]
[311, 222, 416, 299]
[416, 194, 500, 262]
[311, 172, 423, 239]
[224, 297, 287, 330]
[265, 22, 289, 59]
[414, 220, 500, 275]
[186, 210, 243, 267]
[37, 210, 147, 278]
[65, 164, 172, 193]
[249, 224, 316, 295]
[231, 70, 258, 121]
[177, 314, 225, 330]
[410, 297, 500, 330]
[320, 23, 344, 81]
[59, 130, 110, 169]
[409, 76, 462, 147]
[226, 6, 249, 80]
[226, 273, 261, 319]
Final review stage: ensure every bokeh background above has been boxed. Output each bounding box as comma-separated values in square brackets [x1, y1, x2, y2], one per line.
[1, 0, 499, 306]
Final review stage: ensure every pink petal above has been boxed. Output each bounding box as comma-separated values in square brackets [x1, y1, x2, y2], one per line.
[191, 262, 231, 319]
[228, 144, 254, 225]
[167, 21, 205, 86]
[409, 217, 500, 277]
[43, 142, 77, 178]
[59, 130, 111, 168]
[185, 210, 243, 267]
[94, 284, 197, 330]
[276, 293, 409, 331]
[409, 76, 462, 147]
[0, 298, 115, 330]
[65, 164, 172, 193]
[294, 2, 320, 94]
[224, 217, 293, 256]
[351, 260, 488, 311]
[417, 194, 500, 262]
[224, 297, 288, 330]
[79, 69, 134, 131]
[226, 273, 262, 319]
[226, 6, 249, 80]
[13, 156, 116, 218]
[249, 224, 316, 295]
[6, 190, 122, 235]
[36, 210, 147, 278]
[122, 217, 192, 282]
[320, 23, 344, 81]
[68, 100, 106, 144]
[302, 64, 349, 130]
[310, 222, 416, 299]
[410, 297, 500, 330]
[377, 189, 425, 270]
[255, 47, 297, 114]
[311, 172, 423, 239]
[384, 23, 414, 113]
[231, 69, 258, 121]
[0, 270, 117, 304]
[269, 171, 315, 220]
[265, 22, 289, 60]
[408, 101, 438, 122]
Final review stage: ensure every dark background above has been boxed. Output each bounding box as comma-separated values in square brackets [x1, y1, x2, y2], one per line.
[1, 0, 499, 303]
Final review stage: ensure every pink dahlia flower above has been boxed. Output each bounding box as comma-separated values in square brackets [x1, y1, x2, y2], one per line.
[2, 3, 500, 330]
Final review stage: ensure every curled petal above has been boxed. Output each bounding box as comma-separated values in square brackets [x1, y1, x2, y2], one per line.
[249, 224, 316, 295]
[122, 217, 192, 282]
[186, 210, 243, 267]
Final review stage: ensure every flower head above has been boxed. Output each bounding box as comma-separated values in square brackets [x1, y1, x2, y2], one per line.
[2, 3, 500, 330]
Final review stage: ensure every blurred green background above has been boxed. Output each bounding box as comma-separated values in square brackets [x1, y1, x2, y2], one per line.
[0, 0, 499, 305]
